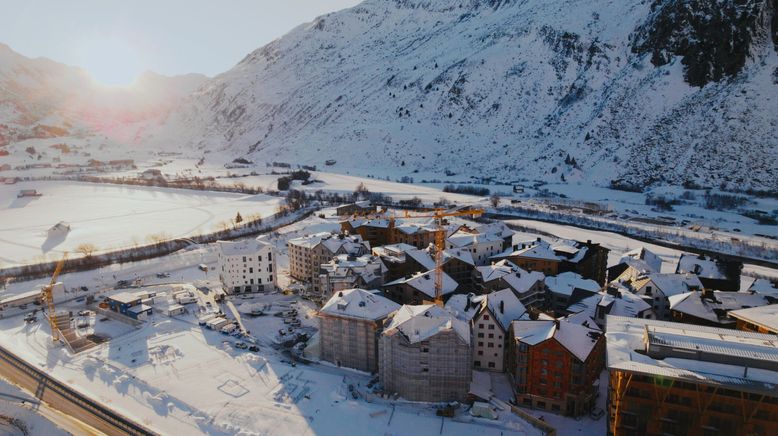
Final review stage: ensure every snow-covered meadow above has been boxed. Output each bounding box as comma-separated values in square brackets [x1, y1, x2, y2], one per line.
[0, 181, 282, 267]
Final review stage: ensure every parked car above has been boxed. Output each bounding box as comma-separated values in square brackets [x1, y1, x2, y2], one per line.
[248, 345, 259, 352]
[234, 342, 247, 349]
[198, 264, 208, 271]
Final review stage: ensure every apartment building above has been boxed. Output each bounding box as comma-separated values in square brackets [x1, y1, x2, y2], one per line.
[217, 236, 277, 293]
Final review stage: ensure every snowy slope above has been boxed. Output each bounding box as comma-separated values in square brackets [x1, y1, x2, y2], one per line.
[149, 0, 778, 191]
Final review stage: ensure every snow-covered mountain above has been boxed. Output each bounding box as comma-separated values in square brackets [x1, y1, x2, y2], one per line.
[151, 0, 778, 191]
[0, 43, 206, 147]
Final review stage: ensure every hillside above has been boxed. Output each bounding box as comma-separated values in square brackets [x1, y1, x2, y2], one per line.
[150, 0, 778, 192]
[0, 43, 206, 148]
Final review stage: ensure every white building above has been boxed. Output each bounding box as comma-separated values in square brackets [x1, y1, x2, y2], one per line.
[446, 289, 529, 371]
[217, 236, 277, 293]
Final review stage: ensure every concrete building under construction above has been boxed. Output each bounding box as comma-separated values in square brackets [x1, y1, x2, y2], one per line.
[378, 305, 472, 402]
[606, 316, 778, 436]
[318, 289, 400, 373]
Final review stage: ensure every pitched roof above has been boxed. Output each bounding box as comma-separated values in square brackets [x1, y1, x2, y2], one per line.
[384, 270, 458, 298]
[320, 288, 400, 321]
[445, 294, 485, 322]
[748, 279, 778, 297]
[644, 273, 704, 297]
[385, 304, 470, 344]
[668, 291, 772, 325]
[545, 272, 601, 297]
[728, 305, 778, 332]
[475, 259, 520, 283]
[619, 247, 662, 273]
[676, 253, 726, 279]
[511, 320, 602, 362]
[500, 269, 545, 294]
[485, 288, 529, 331]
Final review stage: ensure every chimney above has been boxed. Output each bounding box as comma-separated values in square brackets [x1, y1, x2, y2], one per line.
[499, 300, 505, 314]
[536, 237, 541, 242]
[553, 319, 560, 330]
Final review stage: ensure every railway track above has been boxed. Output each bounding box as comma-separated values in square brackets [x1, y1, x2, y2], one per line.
[0, 345, 156, 436]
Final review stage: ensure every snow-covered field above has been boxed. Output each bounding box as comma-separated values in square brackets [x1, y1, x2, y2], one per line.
[0, 181, 282, 267]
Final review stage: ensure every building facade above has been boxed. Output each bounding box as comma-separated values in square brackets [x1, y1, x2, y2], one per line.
[507, 319, 605, 417]
[217, 236, 277, 293]
[287, 232, 370, 295]
[379, 305, 472, 402]
[318, 289, 400, 373]
[606, 316, 778, 436]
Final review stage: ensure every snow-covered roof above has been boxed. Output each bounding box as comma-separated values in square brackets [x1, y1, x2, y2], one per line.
[288, 232, 368, 254]
[668, 291, 772, 325]
[384, 270, 458, 298]
[217, 236, 272, 256]
[475, 259, 520, 283]
[385, 304, 470, 344]
[127, 304, 152, 314]
[405, 248, 436, 270]
[344, 218, 391, 229]
[485, 288, 529, 331]
[108, 291, 144, 304]
[320, 254, 386, 285]
[606, 316, 778, 395]
[445, 293, 485, 322]
[511, 319, 602, 362]
[447, 231, 503, 248]
[491, 239, 558, 262]
[637, 273, 703, 297]
[619, 247, 662, 273]
[442, 248, 475, 266]
[567, 287, 651, 320]
[551, 240, 588, 263]
[500, 269, 545, 294]
[545, 272, 600, 297]
[320, 288, 400, 321]
[676, 253, 726, 279]
[748, 279, 778, 297]
[372, 243, 418, 263]
[728, 305, 778, 332]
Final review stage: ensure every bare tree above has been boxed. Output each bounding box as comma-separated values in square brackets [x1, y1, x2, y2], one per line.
[76, 243, 97, 258]
[490, 194, 501, 208]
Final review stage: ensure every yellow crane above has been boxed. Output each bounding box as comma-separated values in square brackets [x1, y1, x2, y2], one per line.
[352, 207, 484, 304]
[396, 208, 484, 305]
[42, 253, 67, 342]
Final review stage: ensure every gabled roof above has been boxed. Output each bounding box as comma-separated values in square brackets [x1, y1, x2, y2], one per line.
[545, 272, 600, 297]
[384, 270, 458, 298]
[668, 291, 772, 325]
[676, 253, 726, 279]
[640, 273, 703, 297]
[320, 288, 400, 321]
[748, 279, 778, 297]
[475, 259, 520, 283]
[385, 304, 470, 344]
[619, 247, 662, 273]
[443, 248, 475, 266]
[445, 294, 485, 322]
[500, 269, 545, 294]
[567, 287, 651, 320]
[485, 288, 529, 331]
[728, 305, 778, 332]
[405, 248, 437, 270]
[511, 319, 602, 362]
[491, 239, 558, 262]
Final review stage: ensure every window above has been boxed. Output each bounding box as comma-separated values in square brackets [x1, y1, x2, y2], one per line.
[488, 362, 495, 368]
[487, 342, 494, 348]
[243, 256, 247, 262]
[488, 333, 494, 338]
[488, 325, 495, 330]
[477, 332, 484, 338]
[479, 323, 485, 329]
[249, 267, 253, 274]
[477, 350, 483, 356]
[483, 314, 490, 320]
[478, 341, 483, 347]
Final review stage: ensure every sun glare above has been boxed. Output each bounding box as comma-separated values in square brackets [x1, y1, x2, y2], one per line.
[74, 36, 146, 87]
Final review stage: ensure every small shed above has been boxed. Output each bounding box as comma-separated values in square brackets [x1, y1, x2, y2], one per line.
[127, 304, 152, 321]
[166, 305, 186, 316]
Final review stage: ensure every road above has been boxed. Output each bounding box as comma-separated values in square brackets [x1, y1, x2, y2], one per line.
[0, 345, 156, 435]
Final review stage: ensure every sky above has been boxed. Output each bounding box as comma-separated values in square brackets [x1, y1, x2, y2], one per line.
[0, 0, 361, 86]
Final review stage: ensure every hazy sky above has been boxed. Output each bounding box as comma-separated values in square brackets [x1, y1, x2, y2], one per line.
[0, 0, 361, 85]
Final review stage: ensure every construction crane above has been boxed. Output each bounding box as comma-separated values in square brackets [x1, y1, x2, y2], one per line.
[397, 208, 484, 305]
[347, 206, 484, 303]
[41, 253, 67, 343]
